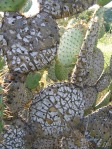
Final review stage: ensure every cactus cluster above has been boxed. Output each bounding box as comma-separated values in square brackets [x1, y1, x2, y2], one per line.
[0, 1, 112, 149]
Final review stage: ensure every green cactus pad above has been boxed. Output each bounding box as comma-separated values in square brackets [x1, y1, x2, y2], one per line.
[48, 60, 73, 81]
[57, 26, 85, 66]
[83, 87, 98, 109]
[84, 106, 112, 147]
[0, 0, 27, 12]
[48, 61, 58, 81]
[97, 0, 111, 6]
[19, 0, 32, 13]
[55, 61, 69, 81]
[25, 72, 42, 89]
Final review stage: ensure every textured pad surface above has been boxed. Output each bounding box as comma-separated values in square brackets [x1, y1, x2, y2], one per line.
[0, 12, 59, 73]
[29, 83, 84, 138]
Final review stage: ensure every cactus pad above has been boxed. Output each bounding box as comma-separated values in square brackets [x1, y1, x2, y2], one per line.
[71, 16, 99, 87]
[0, 0, 27, 12]
[0, 118, 29, 149]
[55, 61, 69, 81]
[82, 87, 98, 109]
[48, 60, 73, 81]
[57, 26, 85, 66]
[48, 60, 58, 81]
[25, 72, 42, 89]
[3, 73, 33, 114]
[29, 83, 84, 138]
[84, 105, 112, 147]
[97, 0, 111, 6]
[83, 48, 104, 86]
[0, 12, 59, 73]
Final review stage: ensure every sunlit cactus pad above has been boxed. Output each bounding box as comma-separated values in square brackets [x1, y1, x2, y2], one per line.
[0, 0, 27, 12]
[57, 25, 85, 66]
[0, 12, 59, 73]
[29, 83, 85, 138]
[71, 16, 100, 87]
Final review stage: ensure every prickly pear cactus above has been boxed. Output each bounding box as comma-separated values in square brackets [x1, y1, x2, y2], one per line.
[0, 118, 27, 149]
[0, 1, 112, 149]
[71, 16, 100, 87]
[0, 0, 27, 12]
[97, 0, 111, 6]
[57, 25, 85, 67]
[0, 12, 59, 73]
[83, 105, 112, 147]
[25, 72, 42, 89]
[55, 60, 69, 81]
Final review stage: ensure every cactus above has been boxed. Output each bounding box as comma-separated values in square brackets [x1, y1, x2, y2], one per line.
[83, 105, 112, 148]
[95, 90, 111, 109]
[81, 48, 104, 86]
[48, 59, 73, 81]
[55, 60, 69, 81]
[57, 25, 86, 67]
[0, 1, 112, 149]
[0, 12, 59, 73]
[25, 72, 42, 90]
[3, 73, 33, 114]
[48, 60, 58, 81]
[97, 0, 111, 6]
[0, 0, 27, 12]
[96, 7, 105, 38]
[71, 16, 100, 87]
